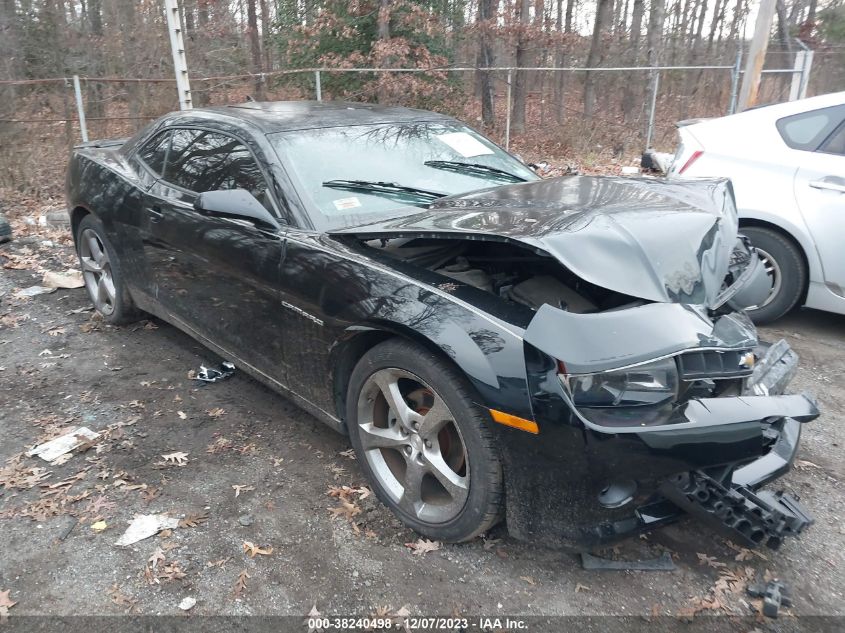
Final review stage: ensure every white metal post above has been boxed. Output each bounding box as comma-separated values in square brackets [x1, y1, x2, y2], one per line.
[315, 70, 322, 101]
[164, 0, 192, 110]
[505, 70, 512, 151]
[72, 75, 89, 143]
[644, 71, 660, 149]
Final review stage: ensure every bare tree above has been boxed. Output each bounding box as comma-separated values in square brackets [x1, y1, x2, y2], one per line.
[584, 0, 613, 118]
[476, 0, 496, 128]
[511, 0, 531, 133]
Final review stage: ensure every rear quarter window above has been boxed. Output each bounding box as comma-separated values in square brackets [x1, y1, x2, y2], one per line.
[135, 131, 171, 176]
[776, 105, 845, 151]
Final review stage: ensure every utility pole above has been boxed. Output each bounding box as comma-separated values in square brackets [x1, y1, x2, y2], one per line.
[737, 0, 777, 111]
[164, 0, 192, 110]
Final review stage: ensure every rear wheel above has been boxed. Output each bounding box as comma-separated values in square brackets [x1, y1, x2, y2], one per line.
[346, 339, 503, 542]
[740, 226, 806, 324]
[75, 214, 143, 324]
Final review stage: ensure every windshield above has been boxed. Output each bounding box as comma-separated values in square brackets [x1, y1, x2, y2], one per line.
[269, 121, 539, 230]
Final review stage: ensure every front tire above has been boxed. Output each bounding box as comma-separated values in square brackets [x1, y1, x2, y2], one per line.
[740, 226, 806, 324]
[346, 339, 503, 542]
[75, 214, 143, 325]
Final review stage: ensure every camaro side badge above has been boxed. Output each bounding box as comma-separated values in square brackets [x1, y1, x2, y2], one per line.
[739, 351, 756, 370]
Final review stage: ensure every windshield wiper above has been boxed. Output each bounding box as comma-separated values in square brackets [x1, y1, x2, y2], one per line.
[423, 160, 527, 183]
[322, 179, 446, 204]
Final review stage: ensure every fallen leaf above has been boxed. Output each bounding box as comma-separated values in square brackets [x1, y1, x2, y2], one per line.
[177, 411, 187, 420]
[575, 583, 590, 593]
[233, 569, 250, 597]
[520, 576, 536, 585]
[207, 407, 226, 418]
[148, 547, 165, 570]
[697, 552, 727, 568]
[232, 484, 255, 497]
[795, 459, 821, 470]
[404, 538, 441, 556]
[91, 520, 108, 532]
[178, 510, 209, 529]
[242, 541, 274, 558]
[161, 452, 189, 466]
[0, 590, 16, 610]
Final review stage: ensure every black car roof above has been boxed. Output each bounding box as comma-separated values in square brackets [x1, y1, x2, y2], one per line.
[175, 101, 455, 134]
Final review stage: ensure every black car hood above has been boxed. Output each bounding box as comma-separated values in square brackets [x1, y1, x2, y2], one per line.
[329, 176, 739, 307]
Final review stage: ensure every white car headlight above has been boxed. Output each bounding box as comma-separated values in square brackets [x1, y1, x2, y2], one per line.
[562, 357, 680, 408]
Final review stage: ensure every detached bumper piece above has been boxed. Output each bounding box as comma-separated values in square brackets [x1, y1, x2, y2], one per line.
[662, 471, 813, 550]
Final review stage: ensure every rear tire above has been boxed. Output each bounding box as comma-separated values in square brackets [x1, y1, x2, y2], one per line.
[346, 339, 503, 542]
[740, 226, 806, 324]
[75, 214, 143, 325]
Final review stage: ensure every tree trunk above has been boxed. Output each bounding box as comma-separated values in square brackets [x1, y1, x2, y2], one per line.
[511, 0, 531, 133]
[622, 0, 645, 121]
[86, 0, 104, 120]
[775, 0, 792, 52]
[645, 0, 666, 145]
[117, 0, 140, 118]
[583, 0, 613, 118]
[376, 0, 391, 104]
[246, 0, 265, 100]
[476, 0, 496, 128]
[260, 0, 272, 72]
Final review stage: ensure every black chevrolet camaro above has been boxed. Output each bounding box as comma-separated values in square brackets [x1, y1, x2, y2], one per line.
[67, 101, 819, 550]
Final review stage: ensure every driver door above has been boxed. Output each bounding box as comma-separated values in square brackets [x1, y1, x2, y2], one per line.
[139, 127, 288, 384]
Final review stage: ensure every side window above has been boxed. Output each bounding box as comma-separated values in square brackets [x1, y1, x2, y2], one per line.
[776, 105, 845, 151]
[820, 124, 845, 156]
[164, 130, 271, 209]
[136, 131, 171, 176]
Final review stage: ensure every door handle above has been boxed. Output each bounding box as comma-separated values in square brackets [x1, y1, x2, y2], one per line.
[146, 206, 164, 222]
[809, 179, 845, 194]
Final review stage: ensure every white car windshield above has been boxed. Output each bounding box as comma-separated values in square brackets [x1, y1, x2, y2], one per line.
[269, 121, 539, 230]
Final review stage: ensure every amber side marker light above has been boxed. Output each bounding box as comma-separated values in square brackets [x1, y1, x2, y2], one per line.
[489, 409, 539, 434]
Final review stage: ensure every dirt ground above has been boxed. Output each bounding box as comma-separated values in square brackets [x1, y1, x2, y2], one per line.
[1, 217, 843, 628]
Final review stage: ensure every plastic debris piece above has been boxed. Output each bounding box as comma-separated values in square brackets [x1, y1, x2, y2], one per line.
[179, 597, 197, 611]
[42, 270, 84, 289]
[91, 521, 108, 532]
[620, 166, 640, 175]
[115, 514, 180, 547]
[26, 427, 100, 462]
[580, 551, 676, 571]
[14, 285, 57, 298]
[195, 361, 236, 383]
[747, 580, 792, 618]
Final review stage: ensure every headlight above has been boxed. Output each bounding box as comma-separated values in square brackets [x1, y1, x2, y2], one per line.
[562, 357, 679, 408]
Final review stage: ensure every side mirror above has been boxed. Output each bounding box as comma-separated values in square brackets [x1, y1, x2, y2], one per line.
[194, 189, 281, 231]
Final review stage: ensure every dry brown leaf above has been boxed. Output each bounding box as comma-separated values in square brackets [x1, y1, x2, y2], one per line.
[148, 547, 165, 570]
[575, 583, 590, 593]
[178, 510, 209, 528]
[404, 538, 441, 556]
[207, 407, 226, 418]
[697, 552, 727, 568]
[233, 569, 250, 597]
[232, 484, 255, 497]
[161, 451, 189, 466]
[520, 575, 536, 585]
[107, 584, 137, 612]
[328, 499, 361, 521]
[0, 590, 16, 610]
[242, 541, 274, 558]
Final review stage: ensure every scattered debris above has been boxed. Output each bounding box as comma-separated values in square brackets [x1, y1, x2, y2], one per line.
[42, 270, 84, 289]
[575, 583, 590, 593]
[620, 165, 640, 175]
[14, 285, 57, 298]
[748, 580, 793, 618]
[178, 597, 197, 611]
[115, 514, 180, 547]
[107, 585, 137, 613]
[581, 551, 676, 571]
[404, 539, 441, 556]
[91, 520, 108, 532]
[194, 361, 236, 383]
[242, 541, 273, 558]
[26, 427, 100, 462]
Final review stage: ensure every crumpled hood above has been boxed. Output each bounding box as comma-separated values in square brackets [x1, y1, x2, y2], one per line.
[330, 176, 739, 306]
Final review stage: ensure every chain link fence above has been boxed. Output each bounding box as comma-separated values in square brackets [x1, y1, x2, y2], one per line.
[0, 56, 815, 198]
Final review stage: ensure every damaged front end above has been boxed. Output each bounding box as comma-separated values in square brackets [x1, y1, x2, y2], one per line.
[334, 175, 819, 550]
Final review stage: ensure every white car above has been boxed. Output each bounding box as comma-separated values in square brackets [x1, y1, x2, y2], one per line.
[669, 91, 845, 323]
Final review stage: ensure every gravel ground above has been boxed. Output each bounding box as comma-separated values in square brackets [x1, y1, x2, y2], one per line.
[0, 228, 843, 628]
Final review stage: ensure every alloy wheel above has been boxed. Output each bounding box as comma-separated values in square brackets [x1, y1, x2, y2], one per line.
[356, 368, 469, 524]
[78, 228, 116, 315]
[747, 248, 782, 311]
